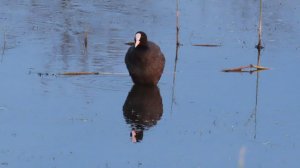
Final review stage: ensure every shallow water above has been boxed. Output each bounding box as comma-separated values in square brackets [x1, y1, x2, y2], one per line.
[1, 0, 300, 167]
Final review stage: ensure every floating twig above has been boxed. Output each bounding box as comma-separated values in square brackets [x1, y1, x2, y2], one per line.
[251, 64, 269, 70]
[222, 64, 269, 73]
[60, 72, 100, 75]
[60, 72, 128, 76]
[192, 44, 222, 47]
[36, 71, 128, 76]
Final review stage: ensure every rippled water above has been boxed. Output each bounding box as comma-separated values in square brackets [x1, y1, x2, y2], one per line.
[1, 0, 300, 167]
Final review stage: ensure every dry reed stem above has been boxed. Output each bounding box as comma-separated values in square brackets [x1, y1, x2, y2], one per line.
[257, 0, 263, 49]
[176, 0, 180, 47]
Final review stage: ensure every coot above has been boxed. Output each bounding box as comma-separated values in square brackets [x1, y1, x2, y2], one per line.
[125, 31, 165, 85]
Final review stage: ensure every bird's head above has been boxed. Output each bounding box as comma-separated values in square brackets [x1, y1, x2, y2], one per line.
[134, 31, 148, 48]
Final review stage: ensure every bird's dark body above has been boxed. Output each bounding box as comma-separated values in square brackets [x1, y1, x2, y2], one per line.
[125, 41, 165, 85]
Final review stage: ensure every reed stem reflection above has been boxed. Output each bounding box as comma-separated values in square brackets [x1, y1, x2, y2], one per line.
[172, 0, 181, 112]
[248, 47, 262, 139]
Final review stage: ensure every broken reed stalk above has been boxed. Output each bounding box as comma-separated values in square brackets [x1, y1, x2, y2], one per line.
[256, 0, 263, 50]
[176, 0, 180, 49]
[61, 72, 99, 75]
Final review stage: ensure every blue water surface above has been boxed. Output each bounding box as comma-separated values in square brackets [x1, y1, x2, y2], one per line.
[0, 0, 300, 167]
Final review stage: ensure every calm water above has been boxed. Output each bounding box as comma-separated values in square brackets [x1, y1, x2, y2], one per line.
[1, 0, 300, 167]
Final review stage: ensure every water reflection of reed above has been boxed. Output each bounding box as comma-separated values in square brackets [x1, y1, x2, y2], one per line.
[171, 0, 181, 112]
[247, 0, 264, 139]
[27, 0, 131, 73]
[247, 44, 262, 139]
[171, 41, 180, 112]
[123, 85, 163, 143]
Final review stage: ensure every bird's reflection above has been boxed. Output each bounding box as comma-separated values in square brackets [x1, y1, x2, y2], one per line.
[123, 85, 163, 143]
